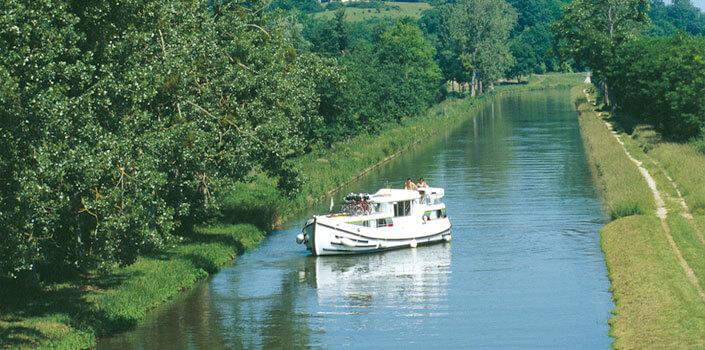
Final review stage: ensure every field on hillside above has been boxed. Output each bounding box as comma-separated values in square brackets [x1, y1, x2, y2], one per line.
[314, 2, 431, 22]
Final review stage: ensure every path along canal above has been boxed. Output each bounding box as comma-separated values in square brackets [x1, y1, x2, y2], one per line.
[99, 89, 613, 349]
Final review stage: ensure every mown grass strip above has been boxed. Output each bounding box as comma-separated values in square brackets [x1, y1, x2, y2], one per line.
[575, 86, 705, 348]
[571, 85, 655, 219]
[601, 216, 705, 349]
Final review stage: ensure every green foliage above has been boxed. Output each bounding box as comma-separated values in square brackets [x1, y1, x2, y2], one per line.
[508, 24, 557, 78]
[0, 223, 265, 349]
[553, 0, 651, 90]
[507, 0, 562, 33]
[303, 17, 441, 142]
[270, 0, 324, 12]
[607, 35, 705, 140]
[0, 0, 333, 278]
[419, 5, 468, 85]
[426, 0, 517, 92]
[218, 176, 283, 231]
[649, 0, 705, 36]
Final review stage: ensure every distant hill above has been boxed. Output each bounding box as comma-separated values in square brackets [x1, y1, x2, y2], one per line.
[313, 2, 431, 22]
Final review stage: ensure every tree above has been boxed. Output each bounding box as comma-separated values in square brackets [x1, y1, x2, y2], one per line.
[607, 35, 705, 139]
[375, 20, 443, 119]
[419, 5, 468, 92]
[0, 0, 329, 279]
[648, 0, 705, 36]
[507, 0, 562, 33]
[553, 0, 650, 104]
[445, 0, 517, 95]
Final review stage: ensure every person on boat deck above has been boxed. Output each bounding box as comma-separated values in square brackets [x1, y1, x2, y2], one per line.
[417, 178, 428, 188]
[404, 178, 417, 190]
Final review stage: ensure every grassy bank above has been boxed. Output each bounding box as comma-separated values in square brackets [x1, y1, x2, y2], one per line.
[0, 73, 582, 349]
[0, 224, 265, 349]
[573, 85, 705, 348]
[571, 86, 654, 219]
[314, 2, 430, 22]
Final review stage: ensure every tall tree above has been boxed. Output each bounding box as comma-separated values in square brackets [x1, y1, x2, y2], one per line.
[446, 0, 517, 95]
[553, 0, 650, 104]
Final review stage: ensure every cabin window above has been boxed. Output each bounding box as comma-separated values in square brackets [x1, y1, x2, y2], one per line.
[394, 201, 412, 217]
[363, 221, 370, 227]
[376, 218, 393, 227]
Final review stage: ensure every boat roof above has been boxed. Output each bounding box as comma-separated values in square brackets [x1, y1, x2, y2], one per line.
[370, 187, 444, 203]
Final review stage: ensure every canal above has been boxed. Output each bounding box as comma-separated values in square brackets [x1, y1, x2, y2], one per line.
[99, 89, 613, 349]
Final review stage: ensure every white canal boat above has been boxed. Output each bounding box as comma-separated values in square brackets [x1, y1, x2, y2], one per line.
[296, 187, 452, 255]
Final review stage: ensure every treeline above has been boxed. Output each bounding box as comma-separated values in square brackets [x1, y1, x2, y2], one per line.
[555, 0, 705, 142]
[302, 13, 442, 144]
[0, 0, 446, 280]
[420, 0, 568, 88]
[1, 0, 581, 281]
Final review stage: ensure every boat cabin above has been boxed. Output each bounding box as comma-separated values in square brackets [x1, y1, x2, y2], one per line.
[332, 188, 446, 228]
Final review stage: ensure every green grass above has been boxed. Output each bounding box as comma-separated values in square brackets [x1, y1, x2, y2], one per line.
[314, 2, 431, 22]
[1, 73, 583, 349]
[572, 85, 655, 219]
[601, 216, 705, 348]
[575, 86, 705, 348]
[650, 144, 705, 214]
[0, 224, 265, 349]
[497, 73, 585, 92]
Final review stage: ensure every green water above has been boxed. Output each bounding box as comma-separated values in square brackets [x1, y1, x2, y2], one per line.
[98, 89, 613, 349]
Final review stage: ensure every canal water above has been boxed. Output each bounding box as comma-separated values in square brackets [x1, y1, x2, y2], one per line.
[99, 89, 613, 349]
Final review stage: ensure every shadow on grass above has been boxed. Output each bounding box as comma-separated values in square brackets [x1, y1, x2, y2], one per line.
[0, 270, 143, 347]
[0, 324, 46, 347]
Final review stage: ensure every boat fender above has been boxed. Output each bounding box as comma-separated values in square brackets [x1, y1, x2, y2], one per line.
[296, 233, 305, 244]
[340, 237, 356, 247]
[410, 240, 417, 248]
[444, 235, 452, 242]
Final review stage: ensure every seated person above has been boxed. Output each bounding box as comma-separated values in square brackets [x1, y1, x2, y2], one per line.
[417, 178, 428, 188]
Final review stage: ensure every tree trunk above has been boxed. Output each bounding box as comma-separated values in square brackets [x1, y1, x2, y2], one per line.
[471, 69, 477, 97]
[603, 81, 610, 106]
[490, 81, 495, 91]
[479, 80, 483, 95]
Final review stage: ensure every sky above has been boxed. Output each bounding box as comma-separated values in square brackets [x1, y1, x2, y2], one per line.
[694, 0, 705, 10]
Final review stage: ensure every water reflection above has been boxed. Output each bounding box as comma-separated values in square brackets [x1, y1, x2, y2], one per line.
[305, 244, 451, 311]
[98, 90, 613, 349]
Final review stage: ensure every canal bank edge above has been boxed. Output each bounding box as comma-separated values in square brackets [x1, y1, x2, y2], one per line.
[572, 85, 705, 348]
[0, 74, 583, 350]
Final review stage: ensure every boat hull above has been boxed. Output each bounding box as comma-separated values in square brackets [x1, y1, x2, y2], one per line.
[304, 217, 452, 256]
